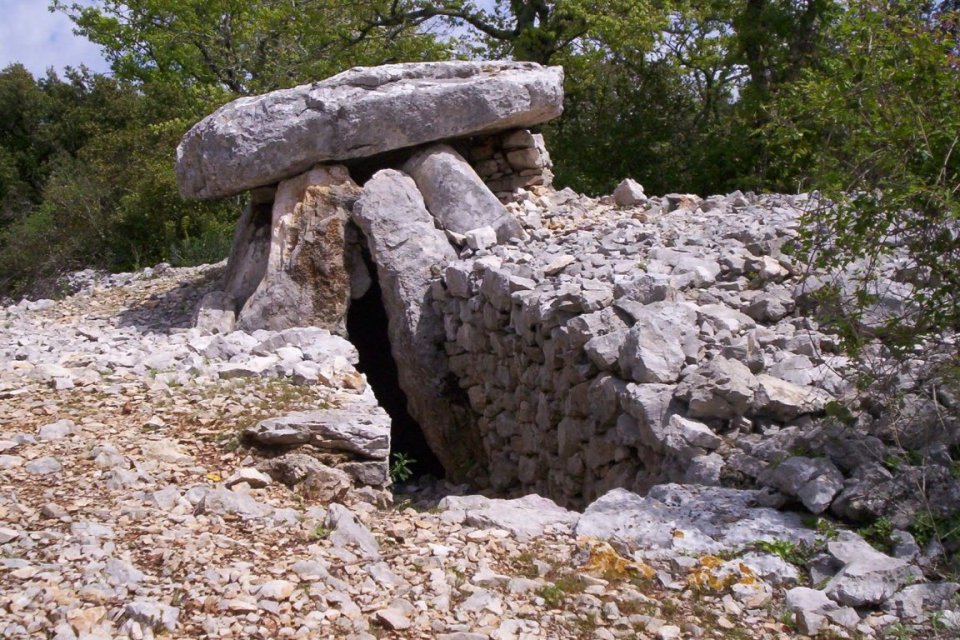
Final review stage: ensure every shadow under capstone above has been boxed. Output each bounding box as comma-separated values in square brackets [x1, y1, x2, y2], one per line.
[346, 256, 445, 482]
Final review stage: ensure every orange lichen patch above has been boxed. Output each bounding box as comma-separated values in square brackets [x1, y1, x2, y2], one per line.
[687, 556, 758, 593]
[577, 538, 656, 581]
[737, 563, 757, 585]
[672, 529, 685, 538]
[698, 555, 724, 569]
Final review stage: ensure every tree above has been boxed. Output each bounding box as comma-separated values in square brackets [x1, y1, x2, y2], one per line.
[52, 0, 452, 95]
[0, 65, 54, 225]
[359, 0, 666, 65]
[767, 0, 960, 349]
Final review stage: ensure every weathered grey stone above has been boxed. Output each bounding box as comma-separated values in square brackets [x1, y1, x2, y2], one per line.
[464, 226, 498, 251]
[885, 582, 960, 621]
[824, 532, 920, 607]
[221, 189, 275, 307]
[584, 330, 627, 372]
[684, 453, 724, 486]
[258, 452, 331, 486]
[237, 165, 361, 334]
[195, 488, 272, 519]
[438, 494, 578, 540]
[613, 179, 646, 206]
[697, 304, 756, 334]
[177, 61, 564, 199]
[576, 485, 816, 559]
[762, 456, 844, 514]
[194, 291, 237, 334]
[739, 552, 800, 587]
[404, 144, 523, 242]
[618, 303, 697, 384]
[125, 601, 179, 633]
[246, 406, 390, 460]
[667, 414, 722, 451]
[752, 374, 832, 421]
[224, 467, 272, 489]
[38, 419, 73, 441]
[301, 463, 353, 502]
[677, 357, 758, 419]
[325, 503, 380, 559]
[352, 169, 483, 481]
[25, 456, 62, 475]
[784, 587, 860, 632]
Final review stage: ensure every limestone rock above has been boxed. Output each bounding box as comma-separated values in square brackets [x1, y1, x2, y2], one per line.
[403, 144, 524, 242]
[618, 303, 697, 384]
[325, 503, 380, 559]
[576, 485, 815, 559]
[246, 406, 390, 460]
[824, 532, 920, 607]
[194, 291, 237, 334]
[224, 467, 272, 489]
[237, 165, 361, 334]
[752, 374, 832, 421]
[438, 494, 578, 540]
[125, 601, 180, 633]
[762, 456, 844, 514]
[221, 189, 275, 307]
[195, 488, 272, 519]
[677, 357, 758, 419]
[784, 587, 860, 632]
[177, 61, 564, 199]
[613, 178, 646, 206]
[885, 582, 960, 621]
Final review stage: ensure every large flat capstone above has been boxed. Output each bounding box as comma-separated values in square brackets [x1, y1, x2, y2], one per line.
[176, 61, 564, 199]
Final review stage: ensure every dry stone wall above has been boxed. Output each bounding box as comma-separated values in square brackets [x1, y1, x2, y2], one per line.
[434, 189, 852, 509]
[458, 129, 554, 199]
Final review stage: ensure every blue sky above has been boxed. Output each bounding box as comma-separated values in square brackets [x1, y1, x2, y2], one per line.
[0, 0, 507, 78]
[0, 1, 110, 77]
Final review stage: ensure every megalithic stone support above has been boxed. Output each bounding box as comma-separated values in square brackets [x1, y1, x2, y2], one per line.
[351, 169, 487, 483]
[237, 165, 363, 334]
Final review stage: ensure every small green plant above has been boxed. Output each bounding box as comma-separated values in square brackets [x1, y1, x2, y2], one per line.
[660, 597, 681, 618]
[311, 525, 332, 540]
[788, 443, 812, 457]
[536, 570, 586, 609]
[536, 583, 565, 608]
[816, 518, 841, 541]
[882, 455, 904, 472]
[389, 452, 416, 483]
[754, 539, 814, 566]
[779, 609, 796, 630]
[823, 400, 858, 427]
[859, 517, 895, 554]
[449, 567, 467, 589]
[882, 621, 913, 640]
[513, 551, 540, 579]
[574, 612, 598, 635]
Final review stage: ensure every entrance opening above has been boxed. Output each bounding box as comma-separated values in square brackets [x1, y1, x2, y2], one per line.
[346, 254, 446, 482]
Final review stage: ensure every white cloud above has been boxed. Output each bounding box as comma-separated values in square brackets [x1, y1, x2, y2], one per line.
[0, 0, 110, 77]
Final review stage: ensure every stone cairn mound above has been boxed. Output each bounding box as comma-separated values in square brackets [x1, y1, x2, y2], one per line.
[174, 60, 960, 632]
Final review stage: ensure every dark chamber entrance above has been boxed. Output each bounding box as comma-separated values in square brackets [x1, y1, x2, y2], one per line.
[346, 261, 445, 482]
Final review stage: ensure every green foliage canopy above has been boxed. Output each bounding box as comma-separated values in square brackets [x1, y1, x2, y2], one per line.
[767, 0, 960, 349]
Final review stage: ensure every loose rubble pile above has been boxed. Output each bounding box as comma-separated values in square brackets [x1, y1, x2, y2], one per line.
[0, 267, 957, 638]
[0, 264, 391, 489]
